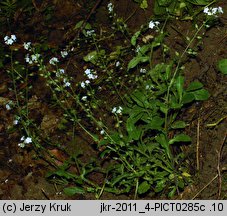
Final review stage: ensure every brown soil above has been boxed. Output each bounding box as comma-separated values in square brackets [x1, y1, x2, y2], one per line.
[0, 0, 226, 200]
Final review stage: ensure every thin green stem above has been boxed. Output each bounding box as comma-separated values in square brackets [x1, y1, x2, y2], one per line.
[164, 22, 205, 130]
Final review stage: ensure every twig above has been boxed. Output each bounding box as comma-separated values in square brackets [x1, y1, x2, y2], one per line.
[191, 174, 218, 200]
[196, 118, 200, 171]
[75, 0, 103, 39]
[32, 0, 40, 11]
[41, 188, 50, 200]
[217, 131, 227, 199]
[192, 129, 226, 200]
[206, 115, 227, 127]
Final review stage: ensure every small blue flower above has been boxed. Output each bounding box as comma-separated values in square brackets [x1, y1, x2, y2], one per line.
[61, 50, 68, 58]
[49, 57, 59, 65]
[4, 35, 17, 45]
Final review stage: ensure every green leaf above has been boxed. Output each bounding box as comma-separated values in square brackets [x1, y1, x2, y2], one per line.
[154, 1, 166, 15]
[187, 0, 213, 6]
[100, 149, 111, 158]
[75, 21, 91, 29]
[54, 170, 76, 179]
[171, 121, 187, 129]
[126, 112, 143, 140]
[154, 171, 169, 179]
[110, 132, 121, 144]
[192, 89, 209, 101]
[131, 90, 146, 107]
[154, 179, 166, 192]
[83, 50, 97, 62]
[133, 91, 149, 108]
[63, 186, 85, 196]
[152, 34, 165, 48]
[111, 173, 132, 186]
[157, 0, 172, 6]
[158, 103, 168, 114]
[98, 139, 109, 147]
[155, 133, 167, 148]
[147, 116, 164, 130]
[109, 46, 123, 60]
[75, 20, 84, 29]
[182, 92, 195, 104]
[138, 44, 151, 56]
[138, 181, 150, 194]
[175, 76, 184, 101]
[131, 31, 141, 46]
[127, 56, 149, 71]
[218, 59, 227, 75]
[140, 0, 148, 9]
[83, 50, 105, 65]
[165, 64, 172, 81]
[168, 187, 176, 198]
[186, 81, 203, 91]
[149, 63, 167, 82]
[155, 133, 171, 160]
[170, 100, 182, 109]
[169, 134, 191, 144]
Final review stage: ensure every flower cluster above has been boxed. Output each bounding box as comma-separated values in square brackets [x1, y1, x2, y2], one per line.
[204, 6, 223, 16]
[86, 30, 95, 37]
[63, 78, 71, 87]
[115, 61, 120, 67]
[81, 80, 90, 88]
[23, 42, 32, 50]
[4, 35, 16, 45]
[56, 68, 65, 77]
[140, 68, 147, 74]
[6, 104, 11, 110]
[148, 20, 160, 30]
[136, 46, 141, 53]
[49, 57, 59, 65]
[61, 50, 68, 58]
[84, 68, 98, 80]
[13, 116, 20, 125]
[5, 101, 13, 110]
[18, 136, 32, 148]
[25, 53, 41, 64]
[112, 106, 123, 114]
[23, 42, 40, 64]
[81, 69, 98, 88]
[54, 68, 71, 87]
[81, 96, 88, 101]
[107, 2, 113, 13]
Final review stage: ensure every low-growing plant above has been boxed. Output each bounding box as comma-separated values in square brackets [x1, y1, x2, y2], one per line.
[2, 1, 223, 199]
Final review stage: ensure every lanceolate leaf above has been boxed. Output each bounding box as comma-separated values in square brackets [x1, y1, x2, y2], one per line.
[175, 76, 184, 102]
[169, 133, 191, 144]
[63, 187, 85, 196]
[155, 133, 171, 160]
[171, 120, 187, 129]
[131, 31, 141, 46]
[186, 81, 203, 91]
[127, 56, 149, 71]
[187, 0, 213, 6]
